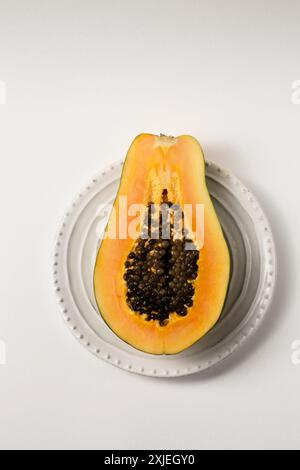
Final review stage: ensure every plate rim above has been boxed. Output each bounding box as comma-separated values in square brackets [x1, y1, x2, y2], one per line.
[53, 159, 277, 377]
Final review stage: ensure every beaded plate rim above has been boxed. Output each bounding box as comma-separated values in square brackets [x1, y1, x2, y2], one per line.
[53, 159, 277, 377]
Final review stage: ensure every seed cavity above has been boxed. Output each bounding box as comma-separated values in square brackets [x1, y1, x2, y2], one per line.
[124, 190, 200, 326]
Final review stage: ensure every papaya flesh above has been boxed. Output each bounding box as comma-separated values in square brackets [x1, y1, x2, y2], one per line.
[94, 134, 230, 355]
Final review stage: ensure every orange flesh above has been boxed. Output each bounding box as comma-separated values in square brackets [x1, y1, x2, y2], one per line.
[94, 134, 230, 354]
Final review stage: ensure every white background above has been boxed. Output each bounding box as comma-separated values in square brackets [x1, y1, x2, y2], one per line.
[0, 0, 299, 450]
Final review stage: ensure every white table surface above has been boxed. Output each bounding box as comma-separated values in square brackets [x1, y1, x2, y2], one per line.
[0, 0, 299, 450]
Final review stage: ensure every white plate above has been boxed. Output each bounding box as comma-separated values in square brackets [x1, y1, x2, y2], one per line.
[53, 160, 277, 377]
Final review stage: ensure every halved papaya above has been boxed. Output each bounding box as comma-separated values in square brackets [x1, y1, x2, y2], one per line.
[94, 134, 230, 354]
